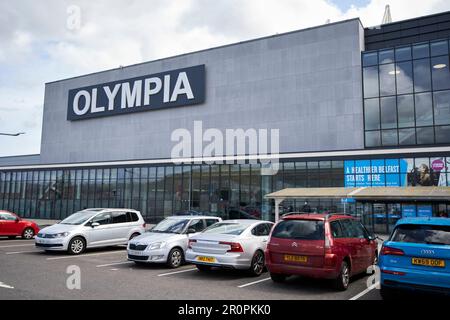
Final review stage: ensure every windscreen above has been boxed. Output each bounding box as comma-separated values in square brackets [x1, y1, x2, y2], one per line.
[60, 211, 97, 225]
[150, 218, 190, 234]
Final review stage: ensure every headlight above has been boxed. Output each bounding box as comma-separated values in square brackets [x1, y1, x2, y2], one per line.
[148, 242, 166, 250]
[53, 232, 69, 238]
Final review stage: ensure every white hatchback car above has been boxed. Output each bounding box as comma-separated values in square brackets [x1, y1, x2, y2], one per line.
[186, 219, 274, 276]
[127, 215, 222, 268]
[35, 208, 145, 255]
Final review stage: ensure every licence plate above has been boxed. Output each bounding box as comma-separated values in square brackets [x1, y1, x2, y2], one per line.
[284, 255, 308, 263]
[36, 239, 48, 244]
[197, 256, 216, 263]
[128, 250, 146, 256]
[412, 257, 445, 268]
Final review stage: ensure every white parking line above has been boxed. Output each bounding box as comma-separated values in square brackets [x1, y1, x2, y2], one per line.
[157, 268, 197, 277]
[0, 281, 14, 289]
[349, 282, 379, 300]
[238, 277, 271, 288]
[6, 250, 39, 255]
[96, 261, 134, 268]
[46, 250, 125, 260]
[0, 244, 35, 248]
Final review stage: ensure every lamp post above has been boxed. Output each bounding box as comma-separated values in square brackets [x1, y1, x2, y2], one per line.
[0, 132, 25, 136]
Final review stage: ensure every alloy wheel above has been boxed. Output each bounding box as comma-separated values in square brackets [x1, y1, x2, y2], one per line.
[341, 264, 350, 288]
[252, 251, 264, 275]
[171, 250, 182, 267]
[71, 239, 84, 254]
[23, 228, 34, 239]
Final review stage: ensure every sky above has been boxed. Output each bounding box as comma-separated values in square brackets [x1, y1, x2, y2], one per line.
[1, 0, 450, 157]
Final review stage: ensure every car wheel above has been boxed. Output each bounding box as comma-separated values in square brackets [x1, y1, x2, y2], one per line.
[270, 273, 287, 283]
[22, 227, 35, 240]
[334, 261, 350, 291]
[196, 264, 212, 272]
[380, 285, 396, 300]
[68, 237, 86, 255]
[167, 248, 183, 268]
[248, 251, 265, 277]
[129, 233, 140, 240]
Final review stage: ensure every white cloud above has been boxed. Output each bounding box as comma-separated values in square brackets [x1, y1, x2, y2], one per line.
[0, 0, 450, 157]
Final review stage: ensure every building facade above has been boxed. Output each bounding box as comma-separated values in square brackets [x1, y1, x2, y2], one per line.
[1, 12, 450, 234]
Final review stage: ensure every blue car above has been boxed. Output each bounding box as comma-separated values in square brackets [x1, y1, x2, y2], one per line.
[378, 217, 450, 299]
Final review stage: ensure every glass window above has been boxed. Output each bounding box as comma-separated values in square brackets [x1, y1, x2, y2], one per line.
[205, 218, 219, 227]
[416, 127, 434, 144]
[379, 49, 394, 64]
[435, 126, 450, 144]
[363, 52, 378, 66]
[188, 219, 205, 233]
[364, 98, 380, 130]
[365, 131, 381, 147]
[430, 40, 449, 56]
[415, 93, 433, 127]
[111, 211, 127, 224]
[92, 212, 112, 225]
[397, 95, 415, 128]
[271, 220, 324, 240]
[395, 46, 412, 61]
[380, 97, 397, 129]
[433, 90, 450, 125]
[399, 128, 416, 145]
[396, 61, 413, 94]
[431, 56, 450, 91]
[363, 66, 379, 98]
[413, 42, 430, 59]
[379, 64, 396, 96]
[330, 221, 344, 238]
[339, 219, 354, 238]
[413, 59, 432, 92]
[382, 129, 398, 146]
[391, 224, 450, 245]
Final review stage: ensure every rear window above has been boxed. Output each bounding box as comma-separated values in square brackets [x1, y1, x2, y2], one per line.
[391, 224, 450, 245]
[271, 220, 324, 240]
[202, 223, 247, 235]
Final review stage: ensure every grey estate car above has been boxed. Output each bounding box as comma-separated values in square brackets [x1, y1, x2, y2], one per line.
[127, 215, 222, 268]
[35, 208, 146, 255]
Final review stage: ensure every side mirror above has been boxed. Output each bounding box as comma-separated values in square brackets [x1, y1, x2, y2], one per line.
[187, 228, 197, 234]
[91, 222, 100, 228]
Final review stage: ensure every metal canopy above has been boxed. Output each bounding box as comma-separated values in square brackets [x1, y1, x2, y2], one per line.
[264, 187, 450, 221]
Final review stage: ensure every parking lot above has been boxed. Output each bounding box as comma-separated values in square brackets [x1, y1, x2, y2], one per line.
[0, 237, 381, 300]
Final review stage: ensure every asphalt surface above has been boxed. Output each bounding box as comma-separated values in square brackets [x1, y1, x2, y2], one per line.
[0, 236, 385, 300]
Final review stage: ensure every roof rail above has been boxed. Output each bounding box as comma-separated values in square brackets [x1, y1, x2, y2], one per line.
[325, 213, 353, 220]
[281, 212, 312, 218]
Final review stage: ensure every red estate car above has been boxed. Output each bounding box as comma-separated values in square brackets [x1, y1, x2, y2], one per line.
[265, 213, 378, 290]
[0, 210, 40, 239]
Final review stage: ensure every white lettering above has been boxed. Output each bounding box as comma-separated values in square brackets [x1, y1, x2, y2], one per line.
[121, 80, 142, 109]
[144, 77, 162, 105]
[104, 84, 121, 111]
[90, 88, 105, 113]
[171, 72, 194, 102]
[164, 75, 171, 103]
[73, 90, 90, 116]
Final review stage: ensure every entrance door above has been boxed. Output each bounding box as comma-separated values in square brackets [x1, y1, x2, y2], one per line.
[373, 203, 387, 234]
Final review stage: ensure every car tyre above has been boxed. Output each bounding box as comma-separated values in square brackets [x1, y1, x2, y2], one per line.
[167, 248, 183, 268]
[22, 227, 35, 240]
[334, 261, 350, 291]
[270, 273, 287, 283]
[196, 264, 212, 272]
[68, 236, 86, 255]
[248, 250, 265, 277]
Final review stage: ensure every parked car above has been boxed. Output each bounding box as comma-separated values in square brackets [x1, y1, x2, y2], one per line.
[35, 208, 145, 254]
[265, 213, 378, 290]
[378, 217, 450, 299]
[127, 215, 222, 268]
[173, 210, 203, 216]
[186, 220, 274, 276]
[0, 210, 40, 239]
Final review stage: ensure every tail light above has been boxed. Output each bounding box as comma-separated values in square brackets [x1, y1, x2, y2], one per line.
[188, 239, 197, 249]
[381, 269, 406, 276]
[219, 241, 244, 253]
[380, 246, 404, 256]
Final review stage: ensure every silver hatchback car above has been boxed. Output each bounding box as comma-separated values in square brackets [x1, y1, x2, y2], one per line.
[35, 208, 145, 254]
[185, 220, 274, 276]
[127, 215, 222, 268]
